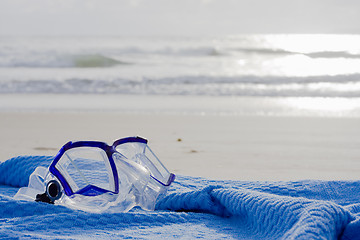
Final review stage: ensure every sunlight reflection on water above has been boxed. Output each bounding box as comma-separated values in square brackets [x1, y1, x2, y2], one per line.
[229, 34, 360, 77]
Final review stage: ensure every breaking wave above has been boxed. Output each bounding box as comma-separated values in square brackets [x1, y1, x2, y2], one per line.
[1, 47, 359, 69]
[0, 53, 129, 68]
[2, 46, 359, 70]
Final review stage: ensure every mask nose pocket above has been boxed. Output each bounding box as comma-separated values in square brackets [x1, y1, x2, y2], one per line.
[113, 152, 150, 191]
[112, 152, 153, 205]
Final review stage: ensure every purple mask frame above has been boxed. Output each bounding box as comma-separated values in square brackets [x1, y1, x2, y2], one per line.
[49, 136, 175, 197]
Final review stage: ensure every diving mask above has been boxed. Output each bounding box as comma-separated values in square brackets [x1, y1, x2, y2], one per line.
[14, 136, 175, 213]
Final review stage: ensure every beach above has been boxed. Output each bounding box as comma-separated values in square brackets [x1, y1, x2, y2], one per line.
[1, 94, 359, 181]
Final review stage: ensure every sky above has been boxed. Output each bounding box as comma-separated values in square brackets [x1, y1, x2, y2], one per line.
[0, 0, 360, 36]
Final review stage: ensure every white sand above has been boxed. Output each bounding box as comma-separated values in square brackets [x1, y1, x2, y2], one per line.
[1, 94, 360, 181]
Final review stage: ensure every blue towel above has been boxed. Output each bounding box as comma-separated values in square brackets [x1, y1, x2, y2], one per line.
[1, 156, 360, 239]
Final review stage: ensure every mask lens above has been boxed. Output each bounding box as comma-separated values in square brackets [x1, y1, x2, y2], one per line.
[55, 147, 115, 195]
[115, 142, 171, 185]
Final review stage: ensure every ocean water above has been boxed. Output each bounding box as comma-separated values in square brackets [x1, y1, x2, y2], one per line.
[1, 34, 360, 116]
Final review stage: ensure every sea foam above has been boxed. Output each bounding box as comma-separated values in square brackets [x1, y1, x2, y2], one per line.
[0, 75, 359, 97]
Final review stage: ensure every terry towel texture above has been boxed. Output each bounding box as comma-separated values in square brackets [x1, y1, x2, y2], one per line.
[1, 156, 360, 239]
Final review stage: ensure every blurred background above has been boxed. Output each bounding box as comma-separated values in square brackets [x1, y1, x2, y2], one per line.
[1, 0, 360, 116]
[1, 0, 360, 180]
